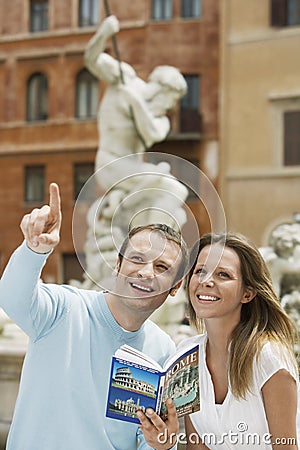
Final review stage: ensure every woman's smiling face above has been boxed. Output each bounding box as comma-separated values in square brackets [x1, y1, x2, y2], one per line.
[189, 244, 250, 323]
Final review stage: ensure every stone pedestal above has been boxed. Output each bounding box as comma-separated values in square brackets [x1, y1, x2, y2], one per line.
[0, 327, 27, 449]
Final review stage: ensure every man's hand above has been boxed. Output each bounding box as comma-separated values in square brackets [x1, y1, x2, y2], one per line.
[137, 399, 178, 450]
[20, 183, 62, 254]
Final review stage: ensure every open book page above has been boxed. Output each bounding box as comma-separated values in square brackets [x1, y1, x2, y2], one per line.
[115, 342, 200, 371]
[115, 344, 163, 370]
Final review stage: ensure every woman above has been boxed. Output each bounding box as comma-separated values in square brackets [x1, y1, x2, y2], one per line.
[181, 232, 299, 449]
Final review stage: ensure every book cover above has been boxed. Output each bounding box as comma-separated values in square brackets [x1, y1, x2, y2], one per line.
[159, 345, 200, 420]
[106, 344, 200, 424]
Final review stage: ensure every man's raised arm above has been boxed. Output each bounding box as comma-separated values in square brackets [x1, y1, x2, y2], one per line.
[0, 183, 62, 336]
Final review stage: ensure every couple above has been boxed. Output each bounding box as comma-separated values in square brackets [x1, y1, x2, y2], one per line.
[0, 183, 298, 449]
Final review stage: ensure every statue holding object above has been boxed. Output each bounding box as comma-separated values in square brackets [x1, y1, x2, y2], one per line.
[76, 14, 190, 292]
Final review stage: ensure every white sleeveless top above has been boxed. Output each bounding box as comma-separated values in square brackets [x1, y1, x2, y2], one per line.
[178, 334, 299, 449]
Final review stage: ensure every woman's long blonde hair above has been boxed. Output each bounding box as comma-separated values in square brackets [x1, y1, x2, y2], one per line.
[186, 232, 298, 399]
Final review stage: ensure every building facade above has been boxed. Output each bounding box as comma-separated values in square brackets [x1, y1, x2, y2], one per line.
[0, 0, 219, 282]
[220, 0, 300, 245]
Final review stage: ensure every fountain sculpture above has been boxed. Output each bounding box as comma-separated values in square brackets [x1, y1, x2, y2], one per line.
[71, 14, 198, 344]
[260, 216, 300, 359]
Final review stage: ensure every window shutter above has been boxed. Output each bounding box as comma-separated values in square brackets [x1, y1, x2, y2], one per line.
[284, 111, 300, 166]
[270, 0, 288, 26]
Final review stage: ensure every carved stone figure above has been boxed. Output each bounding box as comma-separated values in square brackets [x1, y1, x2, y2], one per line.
[84, 15, 187, 189]
[76, 14, 189, 292]
[260, 222, 300, 297]
[260, 219, 300, 364]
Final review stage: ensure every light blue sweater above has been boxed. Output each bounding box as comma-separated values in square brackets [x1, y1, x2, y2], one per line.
[0, 242, 176, 450]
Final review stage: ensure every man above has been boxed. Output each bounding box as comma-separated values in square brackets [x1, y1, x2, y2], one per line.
[0, 183, 187, 450]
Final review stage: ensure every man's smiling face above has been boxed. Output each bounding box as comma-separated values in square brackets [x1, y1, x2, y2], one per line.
[114, 229, 182, 314]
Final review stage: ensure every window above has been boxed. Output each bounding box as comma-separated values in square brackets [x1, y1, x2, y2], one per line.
[152, 0, 173, 20]
[74, 163, 95, 201]
[284, 111, 300, 165]
[270, 96, 300, 167]
[30, 0, 48, 32]
[181, 0, 202, 18]
[26, 73, 48, 122]
[180, 75, 202, 133]
[79, 0, 100, 27]
[62, 253, 85, 284]
[76, 69, 99, 119]
[25, 166, 45, 203]
[287, 0, 300, 25]
[271, 0, 300, 27]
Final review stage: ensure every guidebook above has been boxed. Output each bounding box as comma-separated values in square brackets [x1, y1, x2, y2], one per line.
[106, 343, 200, 424]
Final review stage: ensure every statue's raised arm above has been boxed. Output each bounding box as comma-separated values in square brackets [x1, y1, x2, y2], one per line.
[84, 15, 127, 84]
[84, 15, 187, 164]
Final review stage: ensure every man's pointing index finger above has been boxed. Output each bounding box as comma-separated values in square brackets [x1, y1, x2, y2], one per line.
[49, 183, 61, 218]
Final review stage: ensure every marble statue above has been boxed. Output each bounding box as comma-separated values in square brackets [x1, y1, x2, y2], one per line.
[75, 14, 190, 294]
[84, 15, 187, 191]
[260, 219, 300, 361]
[70, 14, 196, 342]
[260, 221, 300, 297]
